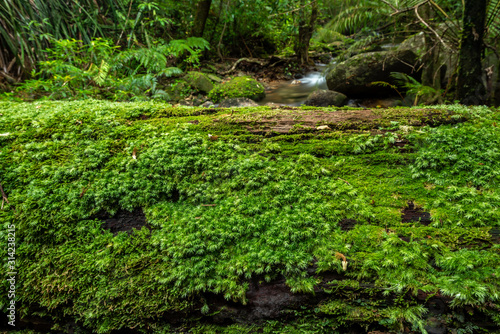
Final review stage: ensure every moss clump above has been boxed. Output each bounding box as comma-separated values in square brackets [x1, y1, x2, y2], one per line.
[183, 71, 214, 94]
[208, 76, 265, 103]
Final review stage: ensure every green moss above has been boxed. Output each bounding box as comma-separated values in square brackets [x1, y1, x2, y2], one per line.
[183, 71, 214, 94]
[208, 76, 265, 103]
[0, 101, 499, 333]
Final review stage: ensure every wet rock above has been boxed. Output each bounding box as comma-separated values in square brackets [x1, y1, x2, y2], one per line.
[424, 317, 447, 334]
[219, 97, 259, 108]
[201, 101, 215, 108]
[325, 50, 418, 97]
[304, 89, 347, 107]
[398, 31, 457, 90]
[265, 102, 284, 108]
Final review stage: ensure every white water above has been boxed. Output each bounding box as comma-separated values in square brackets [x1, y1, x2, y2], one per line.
[258, 64, 328, 106]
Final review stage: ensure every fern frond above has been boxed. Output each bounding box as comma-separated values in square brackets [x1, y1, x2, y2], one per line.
[92, 60, 110, 85]
[158, 67, 183, 78]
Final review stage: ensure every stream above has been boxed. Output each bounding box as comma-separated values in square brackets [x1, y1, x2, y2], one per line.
[258, 64, 328, 106]
[258, 62, 402, 108]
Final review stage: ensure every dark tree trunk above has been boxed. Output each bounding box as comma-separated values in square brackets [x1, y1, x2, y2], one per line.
[455, 0, 487, 105]
[191, 0, 212, 37]
[294, 0, 318, 66]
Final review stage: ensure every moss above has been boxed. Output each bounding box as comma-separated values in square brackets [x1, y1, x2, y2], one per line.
[0, 101, 499, 333]
[208, 76, 265, 103]
[183, 71, 214, 94]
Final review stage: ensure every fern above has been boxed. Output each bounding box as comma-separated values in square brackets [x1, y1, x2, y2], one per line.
[390, 72, 442, 105]
[91, 60, 110, 86]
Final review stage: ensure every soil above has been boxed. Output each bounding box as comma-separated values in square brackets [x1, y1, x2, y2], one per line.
[339, 218, 358, 231]
[401, 201, 432, 226]
[97, 207, 150, 235]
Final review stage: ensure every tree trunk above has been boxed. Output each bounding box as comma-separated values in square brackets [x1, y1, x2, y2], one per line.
[191, 0, 212, 37]
[455, 0, 487, 105]
[294, 0, 318, 66]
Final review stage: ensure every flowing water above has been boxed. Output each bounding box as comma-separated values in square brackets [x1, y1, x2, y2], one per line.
[258, 64, 328, 106]
[258, 63, 402, 108]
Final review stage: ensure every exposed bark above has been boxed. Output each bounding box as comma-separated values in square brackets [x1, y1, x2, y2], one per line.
[191, 0, 213, 37]
[294, 0, 318, 66]
[456, 0, 487, 105]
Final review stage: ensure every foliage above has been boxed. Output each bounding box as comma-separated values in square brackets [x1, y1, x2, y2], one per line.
[7, 37, 211, 101]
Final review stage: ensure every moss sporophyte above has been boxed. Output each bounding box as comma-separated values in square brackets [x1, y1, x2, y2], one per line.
[0, 101, 499, 333]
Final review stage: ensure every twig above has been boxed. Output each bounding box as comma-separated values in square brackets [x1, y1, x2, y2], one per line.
[338, 178, 350, 185]
[0, 182, 9, 210]
[414, 3, 451, 50]
[388, 0, 428, 16]
[379, 0, 397, 11]
[201, 204, 217, 207]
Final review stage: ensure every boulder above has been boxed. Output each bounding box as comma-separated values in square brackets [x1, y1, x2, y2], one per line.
[325, 50, 418, 97]
[184, 71, 214, 94]
[219, 97, 258, 108]
[398, 31, 457, 93]
[304, 90, 347, 107]
[208, 76, 265, 103]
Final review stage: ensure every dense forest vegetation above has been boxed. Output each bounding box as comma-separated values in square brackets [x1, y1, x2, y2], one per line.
[1, 1, 500, 334]
[1, 0, 499, 104]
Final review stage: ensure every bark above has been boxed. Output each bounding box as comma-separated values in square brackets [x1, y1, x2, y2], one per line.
[294, 0, 318, 66]
[191, 0, 212, 37]
[456, 0, 487, 105]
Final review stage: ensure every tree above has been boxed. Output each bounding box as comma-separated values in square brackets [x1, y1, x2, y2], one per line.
[294, 0, 318, 65]
[455, 0, 487, 105]
[191, 0, 213, 37]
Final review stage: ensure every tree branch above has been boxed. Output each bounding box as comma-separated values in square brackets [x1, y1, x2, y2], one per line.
[415, 3, 451, 50]
[220, 58, 265, 75]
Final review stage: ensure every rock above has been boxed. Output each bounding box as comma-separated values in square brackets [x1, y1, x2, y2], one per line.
[265, 102, 283, 108]
[398, 30, 457, 93]
[325, 50, 418, 97]
[208, 76, 266, 103]
[206, 74, 223, 83]
[183, 71, 214, 94]
[304, 90, 347, 107]
[219, 97, 259, 108]
[165, 81, 191, 102]
[200, 101, 215, 108]
[291, 80, 301, 85]
[398, 32, 426, 53]
[316, 125, 331, 130]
